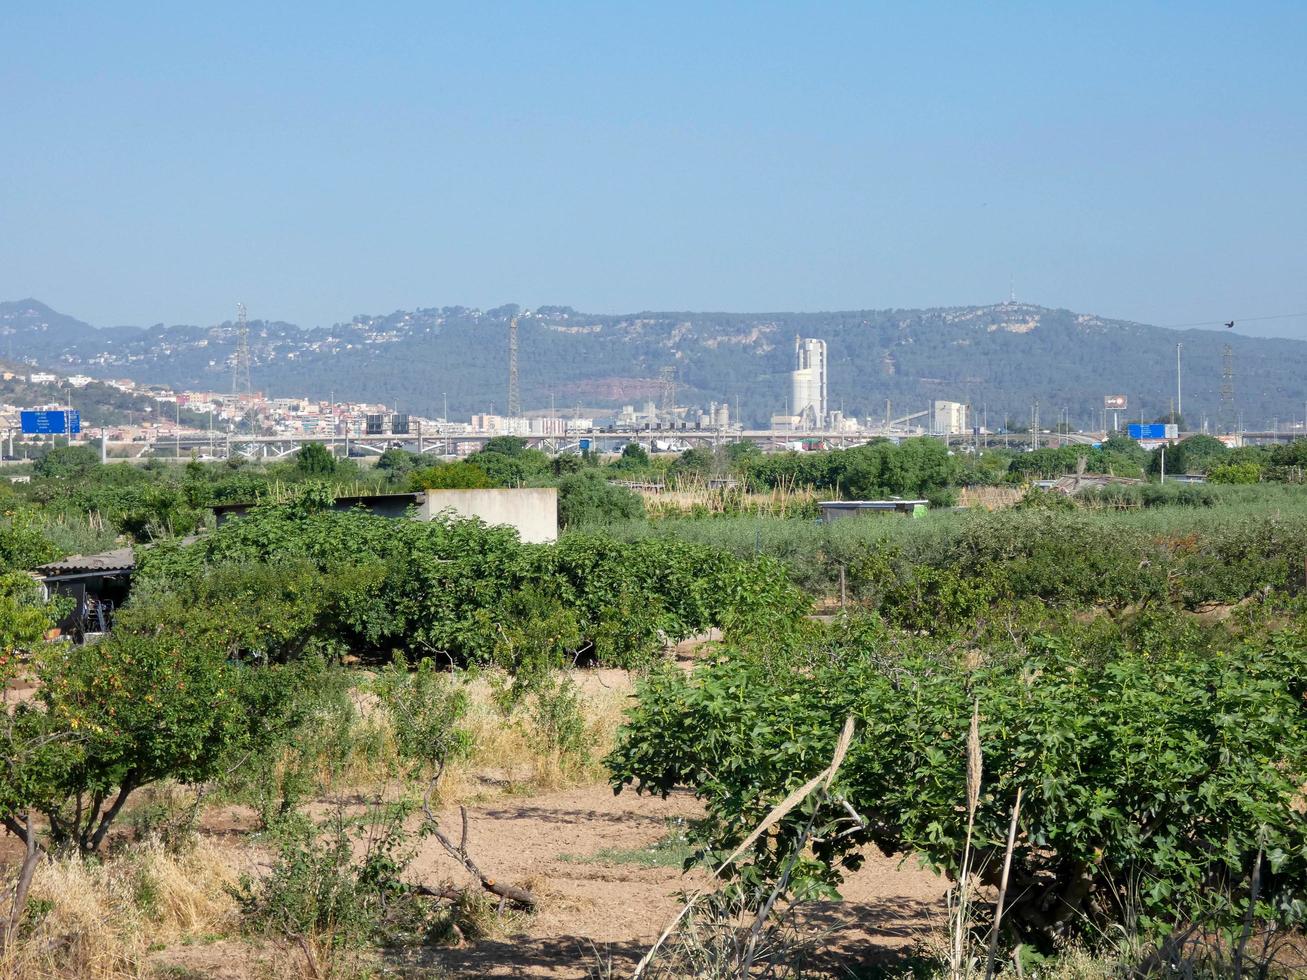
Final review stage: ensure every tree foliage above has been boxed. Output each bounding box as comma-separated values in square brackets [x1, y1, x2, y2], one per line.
[133, 505, 806, 668]
[609, 613, 1307, 948]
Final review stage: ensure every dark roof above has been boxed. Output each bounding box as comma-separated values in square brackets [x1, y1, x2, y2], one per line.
[211, 492, 421, 516]
[817, 499, 928, 509]
[35, 547, 135, 577]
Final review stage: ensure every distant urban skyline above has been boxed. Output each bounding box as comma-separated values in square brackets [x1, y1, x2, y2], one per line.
[2, 4, 1304, 338]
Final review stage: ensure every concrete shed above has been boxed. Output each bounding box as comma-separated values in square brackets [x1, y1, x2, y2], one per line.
[817, 499, 928, 522]
[419, 488, 558, 543]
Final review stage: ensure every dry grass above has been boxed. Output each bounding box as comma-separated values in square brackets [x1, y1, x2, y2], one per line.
[440, 670, 632, 800]
[307, 668, 633, 804]
[252, 935, 379, 980]
[1, 669, 631, 979]
[0, 838, 248, 980]
[643, 482, 819, 519]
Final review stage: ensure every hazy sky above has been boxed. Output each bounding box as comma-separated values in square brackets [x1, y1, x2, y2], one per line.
[3, 3, 1305, 337]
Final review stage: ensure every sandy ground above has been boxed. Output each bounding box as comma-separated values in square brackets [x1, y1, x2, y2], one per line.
[417, 784, 945, 978]
[151, 781, 944, 979]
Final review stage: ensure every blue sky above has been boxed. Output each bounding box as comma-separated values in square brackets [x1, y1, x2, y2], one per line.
[2, 2, 1304, 337]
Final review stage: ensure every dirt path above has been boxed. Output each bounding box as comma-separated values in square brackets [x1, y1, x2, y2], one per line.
[402, 783, 944, 978]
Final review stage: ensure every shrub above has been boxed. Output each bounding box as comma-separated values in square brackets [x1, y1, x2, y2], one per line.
[0, 511, 63, 571]
[409, 461, 494, 490]
[557, 470, 644, 527]
[32, 446, 100, 480]
[134, 506, 805, 668]
[234, 801, 430, 948]
[295, 442, 339, 478]
[370, 657, 472, 778]
[1209, 461, 1261, 484]
[609, 621, 1307, 950]
[3, 631, 306, 854]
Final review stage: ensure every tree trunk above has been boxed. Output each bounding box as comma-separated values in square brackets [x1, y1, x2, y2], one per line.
[1, 812, 41, 952]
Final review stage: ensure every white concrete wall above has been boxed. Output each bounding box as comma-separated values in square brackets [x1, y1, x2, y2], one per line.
[419, 488, 559, 543]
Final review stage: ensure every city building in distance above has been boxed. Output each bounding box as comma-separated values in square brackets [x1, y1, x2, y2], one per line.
[791, 337, 827, 429]
[932, 399, 968, 435]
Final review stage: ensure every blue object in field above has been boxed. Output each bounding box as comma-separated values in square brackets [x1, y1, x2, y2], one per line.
[1091, 441, 1103, 448]
[20, 410, 80, 434]
[578, 438, 591, 451]
[1128, 423, 1168, 439]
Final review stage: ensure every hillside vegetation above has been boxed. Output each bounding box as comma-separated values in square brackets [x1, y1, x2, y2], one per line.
[5, 298, 1307, 425]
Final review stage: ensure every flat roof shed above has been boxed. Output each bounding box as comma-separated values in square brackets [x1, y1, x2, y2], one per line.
[33, 547, 136, 639]
[817, 499, 929, 521]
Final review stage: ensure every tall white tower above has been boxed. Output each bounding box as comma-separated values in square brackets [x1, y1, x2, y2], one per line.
[790, 337, 827, 429]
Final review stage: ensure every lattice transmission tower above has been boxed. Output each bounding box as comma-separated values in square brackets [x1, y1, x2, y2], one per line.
[1219, 343, 1236, 434]
[659, 366, 677, 415]
[231, 303, 253, 397]
[507, 314, 521, 418]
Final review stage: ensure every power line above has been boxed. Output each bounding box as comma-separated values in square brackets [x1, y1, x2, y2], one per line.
[1159, 311, 1307, 329]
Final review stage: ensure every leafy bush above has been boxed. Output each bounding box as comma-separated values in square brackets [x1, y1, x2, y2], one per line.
[1209, 461, 1261, 484]
[295, 442, 340, 478]
[557, 470, 644, 527]
[32, 446, 100, 480]
[409, 461, 494, 490]
[2, 631, 307, 853]
[235, 801, 431, 948]
[0, 511, 63, 572]
[116, 558, 386, 663]
[609, 618, 1307, 950]
[744, 437, 960, 499]
[370, 657, 472, 778]
[134, 506, 805, 667]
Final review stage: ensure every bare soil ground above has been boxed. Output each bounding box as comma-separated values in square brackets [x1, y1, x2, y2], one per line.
[151, 782, 944, 979]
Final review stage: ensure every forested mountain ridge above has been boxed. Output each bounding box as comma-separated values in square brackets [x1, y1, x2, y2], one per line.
[1, 298, 1303, 427]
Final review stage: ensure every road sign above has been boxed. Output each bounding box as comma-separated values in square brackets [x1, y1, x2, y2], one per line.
[1128, 423, 1176, 440]
[578, 438, 591, 452]
[1104, 395, 1128, 410]
[20, 410, 80, 435]
[391, 413, 410, 435]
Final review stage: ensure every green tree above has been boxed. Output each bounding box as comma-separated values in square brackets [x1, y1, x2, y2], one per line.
[0, 573, 62, 674]
[550, 454, 583, 476]
[669, 447, 715, 481]
[467, 447, 550, 486]
[409, 461, 493, 490]
[610, 623, 1307, 950]
[615, 443, 650, 469]
[0, 512, 62, 572]
[33, 445, 100, 480]
[557, 470, 645, 528]
[1173, 434, 1228, 473]
[375, 447, 421, 482]
[1148, 441, 1192, 477]
[0, 574, 66, 949]
[1208, 461, 1261, 484]
[1102, 432, 1146, 460]
[5, 630, 303, 854]
[295, 442, 339, 478]
[480, 436, 528, 457]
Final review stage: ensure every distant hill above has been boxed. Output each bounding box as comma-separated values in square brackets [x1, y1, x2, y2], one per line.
[0, 360, 208, 429]
[1, 299, 1303, 428]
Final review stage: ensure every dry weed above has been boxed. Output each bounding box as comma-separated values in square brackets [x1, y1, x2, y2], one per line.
[0, 838, 246, 979]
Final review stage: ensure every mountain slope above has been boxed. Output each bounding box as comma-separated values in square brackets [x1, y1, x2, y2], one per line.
[1, 299, 1302, 428]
